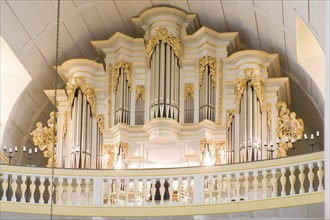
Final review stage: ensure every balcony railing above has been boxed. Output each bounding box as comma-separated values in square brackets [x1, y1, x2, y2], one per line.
[0, 152, 324, 217]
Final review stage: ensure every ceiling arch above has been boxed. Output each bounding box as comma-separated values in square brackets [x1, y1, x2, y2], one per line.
[0, 0, 328, 164]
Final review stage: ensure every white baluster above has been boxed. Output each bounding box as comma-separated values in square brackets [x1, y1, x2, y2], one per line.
[226, 174, 231, 202]
[289, 166, 296, 195]
[76, 178, 82, 205]
[160, 178, 165, 205]
[253, 171, 259, 200]
[280, 168, 286, 197]
[85, 179, 90, 206]
[168, 178, 174, 205]
[151, 179, 156, 205]
[1, 174, 8, 201]
[46, 177, 51, 204]
[177, 177, 183, 205]
[271, 169, 277, 198]
[57, 178, 63, 205]
[142, 179, 147, 206]
[133, 179, 138, 206]
[107, 179, 112, 206]
[234, 173, 240, 201]
[262, 170, 268, 199]
[39, 177, 45, 203]
[21, 175, 27, 202]
[67, 178, 73, 205]
[299, 165, 305, 194]
[29, 176, 36, 203]
[11, 175, 18, 202]
[217, 174, 222, 203]
[243, 172, 249, 201]
[115, 179, 121, 206]
[207, 175, 213, 203]
[186, 177, 192, 204]
[308, 163, 315, 193]
[317, 162, 324, 191]
[124, 178, 129, 206]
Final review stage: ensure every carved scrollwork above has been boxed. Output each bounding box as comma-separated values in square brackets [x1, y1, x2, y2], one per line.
[30, 111, 58, 167]
[226, 109, 235, 130]
[114, 60, 132, 93]
[145, 27, 183, 65]
[135, 85, 145, 101]
[66, 76, 96, 116]
[184, 83, 194, 100]
[198, 56, 217, 89]
[103, 142, 128, 169]
[97, 114, 104, 134]
[234, 68, 265, 112]
[108, 64, 113, 128]
[276, 102, 304, 157]
[62, 111, 68, 138]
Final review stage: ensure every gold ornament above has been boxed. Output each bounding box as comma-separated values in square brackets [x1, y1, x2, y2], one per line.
[198, 56, 217, 89]
[184, 83, 194, 100]
[114, 60, 132, 93]
[276, 102, 304, 157]
[62, 111, 68, 138]
[103, 142, 128, 169]
[226, 109, 235, 130]
[145, 27, 183, 66]
[234, 68, 265, 112]
[97, 114, 104, 134]
[30, 111, 58, 167]
[218, 59, 223, 125]
[66, 76, 96, 116]
[267, 103, 272, 131]
[108, 64, 113, 128]
[135, 85, 145, 101]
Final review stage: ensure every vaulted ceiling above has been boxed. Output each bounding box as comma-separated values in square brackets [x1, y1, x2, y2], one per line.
[1, 0, 328, 165]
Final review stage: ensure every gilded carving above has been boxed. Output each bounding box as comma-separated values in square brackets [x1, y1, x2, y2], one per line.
[267, 103, 272, 131]
[233, 68, 264, 112]
[108, 64, 112, 128]
[226, 109, 235, 130]
[103, 142, 128, 169]
[66, 76, 96, 116]
[114, 60, 132, 93]
[218, 59, 223, 125]
[145, 27, 183, 65]
[135, 85, 145, 101]
[214, 141, 226, 165]
[276, 102, 304, 157]
[30, 111, 58, 167]
[62, 111, 68, 138]
[97, 114, 104, 134]
[184, 83, 194, 100]
[198, 56, 217, 89]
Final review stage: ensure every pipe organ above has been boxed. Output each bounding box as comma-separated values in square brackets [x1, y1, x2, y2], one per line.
[33, 7, 304, 169]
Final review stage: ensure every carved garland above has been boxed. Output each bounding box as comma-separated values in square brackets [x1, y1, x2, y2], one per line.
[276, 102, 304, 157]
[114, 60, 132, 93]
[30, 111, 58, 167]
[97, 114, 104, 134]
[62, 111, 68, 138]
[267, 103, 272, 131]
[184, 83, 194, 100]
[145, 27, 183, 65]
[198, 56, 217, 89]
[233, 68, 265, 112]
[218, 59, 223, 125]
[135, 85, 145, 101]
[226, 109, 235, 130]
[66, 76, 96, 116]
[108, 64, 113, 128]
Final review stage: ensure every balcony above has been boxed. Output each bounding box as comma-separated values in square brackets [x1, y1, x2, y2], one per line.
[0, 152, 324, 218]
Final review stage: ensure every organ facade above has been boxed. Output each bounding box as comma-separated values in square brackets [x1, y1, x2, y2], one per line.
[32, 7, 304, 169]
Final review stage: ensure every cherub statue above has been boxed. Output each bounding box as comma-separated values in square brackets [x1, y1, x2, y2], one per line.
[30, 122, 46, 150]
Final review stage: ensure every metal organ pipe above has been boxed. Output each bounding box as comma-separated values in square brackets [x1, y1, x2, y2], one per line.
[149, 42, 180, 121]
